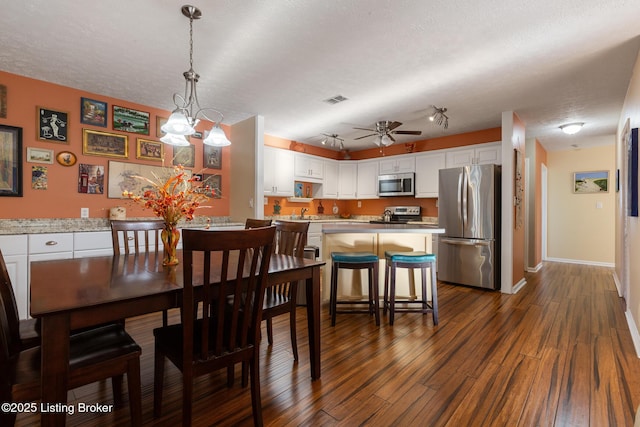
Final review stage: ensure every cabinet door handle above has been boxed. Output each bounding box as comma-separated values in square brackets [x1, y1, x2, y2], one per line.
[45, 241, 58, 246]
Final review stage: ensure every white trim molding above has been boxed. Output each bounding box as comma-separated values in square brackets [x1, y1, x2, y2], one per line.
[544, 257, 614, 268]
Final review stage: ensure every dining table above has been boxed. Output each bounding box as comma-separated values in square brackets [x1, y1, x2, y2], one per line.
[30, 250, 325, 427]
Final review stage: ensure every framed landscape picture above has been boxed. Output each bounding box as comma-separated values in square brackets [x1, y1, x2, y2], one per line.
[173, 144, 195, 168]
[113, 105, 150, 135]
[37, 106, 69, 143]
[136, 138, 164, 161]
[80, 97, 107, 127]
[204, 145, 222, 169]
[83, 129, 128, 158]
[26, 147, 54, 164]
[573, 170, 609, 193]
[108, 160, 192, 198]
[0, 124, 22, 196]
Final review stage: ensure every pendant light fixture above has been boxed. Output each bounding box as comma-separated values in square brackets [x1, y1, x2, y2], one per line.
[161, 5, 231, 147]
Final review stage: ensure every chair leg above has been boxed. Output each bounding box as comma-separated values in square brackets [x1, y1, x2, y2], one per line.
[266, 318, 274, 345]
[111, 374, 123, 407]
[227, 365, 235, 387]
[290, 304, 298, 361]
[127, 358, 142, 427]
[182, 374, 193, 427]
[249, 354, 264, 427]
[153, 344, 165, 418]
[421, 267, 428, 312]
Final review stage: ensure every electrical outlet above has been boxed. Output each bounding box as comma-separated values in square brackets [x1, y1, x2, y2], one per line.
[80, 207, 89, 218]
[357, 201, 362, 208]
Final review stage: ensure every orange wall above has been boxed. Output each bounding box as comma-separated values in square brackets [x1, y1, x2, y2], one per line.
[0, 71, 230, 219]
[263, 129, 500, 217]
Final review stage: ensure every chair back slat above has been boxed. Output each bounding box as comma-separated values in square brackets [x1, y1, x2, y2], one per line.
[0, 250, 23, 361]
[181, 227, 275, 368]
[110, 220, 164, 256]
[273, 220, 309, 257]
[245, 218, 272, 229]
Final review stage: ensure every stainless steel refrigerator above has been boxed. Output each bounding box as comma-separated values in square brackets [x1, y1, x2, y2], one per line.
[438, 164, 501, 290]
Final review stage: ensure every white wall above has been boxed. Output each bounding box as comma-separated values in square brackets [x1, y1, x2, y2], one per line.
[547, 142, 616, 265]
[230, 116, 264, 221]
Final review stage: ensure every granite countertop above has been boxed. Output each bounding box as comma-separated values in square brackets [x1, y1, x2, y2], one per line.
[321, 222, 445, 234]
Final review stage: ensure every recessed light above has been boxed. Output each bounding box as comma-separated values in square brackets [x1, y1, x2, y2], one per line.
[560, 122, 584, 135]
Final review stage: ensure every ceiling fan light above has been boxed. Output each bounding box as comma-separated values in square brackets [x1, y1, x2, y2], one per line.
[381, 134, 393, 146]
[160, 133, 190, 146]
[560, 122, 584, 135]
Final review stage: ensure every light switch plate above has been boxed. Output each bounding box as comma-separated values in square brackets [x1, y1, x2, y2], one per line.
[80, 207, 89, 218]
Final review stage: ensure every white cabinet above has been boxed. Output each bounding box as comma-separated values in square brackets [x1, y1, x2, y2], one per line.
[306, 222, 323, 261]
[294, 153, 324, 182]
[264, 146, 295, 196]
[415, 151, 446, 198]
[314, 159, 339, 199]
[74, 231, 114, 258]
[379, 155, 415, 174]
[356, 159, 379, 199]
[28, 233, 74, 261]
[338, 162, 357, 199]
[0, 235, 29, 320]
[445, 142, 501, 167]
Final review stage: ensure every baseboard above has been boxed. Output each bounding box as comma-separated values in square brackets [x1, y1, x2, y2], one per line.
[544, 257, 614, 268]
[625, 309, 640, 358]
[512, 278, 527, 294]
[526, 263, 543, 273]
[613, 270, 623, 297]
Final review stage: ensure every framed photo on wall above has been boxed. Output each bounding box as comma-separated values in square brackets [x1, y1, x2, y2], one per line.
[82, 129, 128, 158]
[201, 174, 221, 198]
[204, 145, 221, 169]
[136, 138, 164, 161]
[573, 170, 609, 194]
[156, 116, 167, 138]
[173, 144, 195, 168]
[80, 97, 107, 127]
[26, 147, 54, 164]
[37, 106, 69, 143]
[0, 124, 23, 196]
[113, 105, 150, 135]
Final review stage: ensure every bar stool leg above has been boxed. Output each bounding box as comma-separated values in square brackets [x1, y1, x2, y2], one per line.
[430, 262, 438, 325]
[370, 263, 380, 326]
[383, 259, 390, 316]
[330, 261, 338, 326]
[389, 263, 397, 326]
[421, 267, 428, 312]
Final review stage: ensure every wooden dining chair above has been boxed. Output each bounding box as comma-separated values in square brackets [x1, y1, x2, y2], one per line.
[0, 250, 142, 427]
[110, 219, 170, 326]
[245, 218, 272, 229]
[263, 220, 309, 361]
[153, 227, 275, 427]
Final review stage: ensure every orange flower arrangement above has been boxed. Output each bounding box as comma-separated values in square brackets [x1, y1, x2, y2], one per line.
[123, 165, 211, 265]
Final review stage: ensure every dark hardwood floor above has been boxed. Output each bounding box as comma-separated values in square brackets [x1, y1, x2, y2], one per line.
[15, 261, 640, 426]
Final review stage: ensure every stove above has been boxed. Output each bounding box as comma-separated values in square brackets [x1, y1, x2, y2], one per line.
[370, 206, 422, 224]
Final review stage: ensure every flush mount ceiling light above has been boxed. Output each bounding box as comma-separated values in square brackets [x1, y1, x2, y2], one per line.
[428, 105, 449, 129]
[321, 133, 345, 150]
[161, 5, 231, 147]
[559, 122, 584, 135]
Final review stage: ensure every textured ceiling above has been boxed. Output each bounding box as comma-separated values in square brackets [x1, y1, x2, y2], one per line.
[1, 0, 639, 152]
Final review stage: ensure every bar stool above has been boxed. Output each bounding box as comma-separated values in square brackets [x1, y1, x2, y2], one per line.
[330, 252, 380, 326]
[383, 251, 438, 326]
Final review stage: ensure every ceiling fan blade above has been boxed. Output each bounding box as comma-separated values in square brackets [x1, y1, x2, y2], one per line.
[354, 133, 378, 140]
[388, 134, 396, 142]
[387, 121, 403, 131]
[392, 130, 422, 135]
[353, 127, 375, 131]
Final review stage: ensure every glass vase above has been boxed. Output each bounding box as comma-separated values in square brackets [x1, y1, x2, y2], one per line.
[161, 225, 180, 266]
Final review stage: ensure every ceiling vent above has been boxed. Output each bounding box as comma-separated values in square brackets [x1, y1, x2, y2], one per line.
[323, 95, 348, 105]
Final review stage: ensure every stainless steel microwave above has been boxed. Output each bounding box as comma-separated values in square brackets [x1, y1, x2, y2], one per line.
[377, 172, 415, 196]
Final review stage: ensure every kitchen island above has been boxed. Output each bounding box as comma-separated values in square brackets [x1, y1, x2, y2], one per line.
[321, 222, 445, 304]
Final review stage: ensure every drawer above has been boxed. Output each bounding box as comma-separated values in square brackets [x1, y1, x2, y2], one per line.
[74, 231, 113, 251]
[0, 235, 28, 256]
[28, 233, 74, 254]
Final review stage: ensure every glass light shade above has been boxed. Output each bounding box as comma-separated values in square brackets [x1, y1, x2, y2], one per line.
[560, 123, 584, 135]
[160, 133, 190, 146]
[203, 126, 231, 146]
[161, 111, 196, 136]
[381, 134, 393, 146]
[372, 135, 383, 147]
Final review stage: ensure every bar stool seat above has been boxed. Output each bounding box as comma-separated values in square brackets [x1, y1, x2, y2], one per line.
[330, 252, 380, 326]
[384, 251, 438, 326]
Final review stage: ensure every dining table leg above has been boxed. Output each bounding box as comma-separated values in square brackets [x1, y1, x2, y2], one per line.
[306, 265, 321, 380]
[40, 314, 70, 427]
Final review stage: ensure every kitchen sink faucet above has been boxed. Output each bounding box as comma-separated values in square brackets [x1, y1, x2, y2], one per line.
[300, 208, 308, 219]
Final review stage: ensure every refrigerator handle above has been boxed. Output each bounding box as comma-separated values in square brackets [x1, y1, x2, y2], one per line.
[461, 168, 468, 226]
[457, 170, 463, 227]
[441, 238, 490, 246]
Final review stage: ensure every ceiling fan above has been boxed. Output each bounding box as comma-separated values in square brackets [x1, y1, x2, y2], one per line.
[353, 121, 422, 147]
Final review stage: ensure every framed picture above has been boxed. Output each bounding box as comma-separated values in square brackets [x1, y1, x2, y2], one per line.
[136, 138, 164, 161]
[192, 131, 203, 139]
[201, 174, 221, 198]
[56, 151, 77, 167]
[37, 106, 69, 143]
[83, 129, 128, 158]
[26, 147, 54, 164]
[78, 163, 105, 194]
[173, 144, 195, 167]
[0, 124, 22, 196]
[107, 160, 192, 198]
[573, 170, 609, 194]
[0, 84, 6, 118]
[31, 165, 48, 190]
[156, 116, 167, 138]
[80, 97, 107, 127]
[113, 105, 150, 135]
[204, 145, 221, 169]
